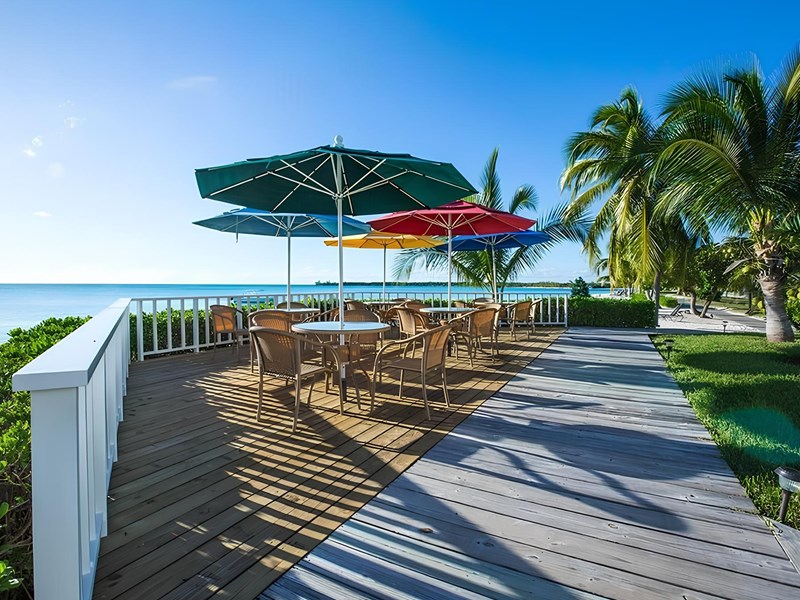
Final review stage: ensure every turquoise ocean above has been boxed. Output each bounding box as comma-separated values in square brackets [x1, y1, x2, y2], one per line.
[0, 283, 607, 343]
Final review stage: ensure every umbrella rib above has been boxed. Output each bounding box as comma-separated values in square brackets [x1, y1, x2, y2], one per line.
[342, 155, 388, 193]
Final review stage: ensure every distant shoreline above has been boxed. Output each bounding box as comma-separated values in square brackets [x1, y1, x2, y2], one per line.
[314, 280, 599, 288]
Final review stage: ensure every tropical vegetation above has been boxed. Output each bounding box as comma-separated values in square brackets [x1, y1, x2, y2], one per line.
[563, 48, 800, 343]
[395, 148, 589, 292]
[561, 87, 703, 320]
[0, 316, 91, 599]
[655, 51, 800, 342]
[655, 334, 800, 528]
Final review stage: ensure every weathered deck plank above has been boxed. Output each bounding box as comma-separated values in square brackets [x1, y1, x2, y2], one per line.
[92, 329, 559, 599]
[261, 328, 800, 600]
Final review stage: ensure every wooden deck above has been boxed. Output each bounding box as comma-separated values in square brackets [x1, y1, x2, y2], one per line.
[261, 328, 800, 600]
[92, 328, 560, 599]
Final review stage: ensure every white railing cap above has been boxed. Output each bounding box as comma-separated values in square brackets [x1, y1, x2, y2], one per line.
[13, 299, 131, 392]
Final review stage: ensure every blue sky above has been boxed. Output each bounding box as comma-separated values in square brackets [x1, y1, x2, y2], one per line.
[1, 1, 798, 284]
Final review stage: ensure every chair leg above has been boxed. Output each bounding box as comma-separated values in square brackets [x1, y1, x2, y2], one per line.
[292, 378, 301, 432]
[399, 369, 405, 399]
[256, 375, 264, 421]
[441, 367, 450, 407]
[421, 370, 431, 420]
[307, 375, 315, 406]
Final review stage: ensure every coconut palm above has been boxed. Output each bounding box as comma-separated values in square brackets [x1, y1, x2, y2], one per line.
[561, 87, 702, 314]
[393, 148, 589, 294]
[655, 50, 800, 342]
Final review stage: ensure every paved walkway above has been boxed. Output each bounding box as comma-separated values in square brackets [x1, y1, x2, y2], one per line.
[261, 328, 800, 600]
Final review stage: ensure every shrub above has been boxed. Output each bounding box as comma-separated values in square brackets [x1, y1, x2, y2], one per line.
[660, 295, 680, 308]
[786, 298, 800, 329]
[0, 316, 90, 598]
[569, 297, 656, 328]
[570, 277, 591, 299]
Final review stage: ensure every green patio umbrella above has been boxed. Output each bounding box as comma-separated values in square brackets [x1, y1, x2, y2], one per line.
[195, 136, 477, 323]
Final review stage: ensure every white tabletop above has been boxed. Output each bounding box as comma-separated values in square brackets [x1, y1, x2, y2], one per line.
[291, 321, 390, 335]
[419, 307, 473, 314]
[274, 307, 320, 314]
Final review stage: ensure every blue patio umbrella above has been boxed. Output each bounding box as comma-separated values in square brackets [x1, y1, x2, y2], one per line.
[448, 230, 551, 300]
[194, 208, 370, 303]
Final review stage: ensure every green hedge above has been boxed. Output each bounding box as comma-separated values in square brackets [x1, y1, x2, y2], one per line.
[0, 316, 91, 598]
[660, 295, 680, 308]
[569, 297, 656, 328]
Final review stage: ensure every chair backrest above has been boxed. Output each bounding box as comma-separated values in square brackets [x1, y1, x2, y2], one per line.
[249, 327, 298, 379]
[396, 307, 421, 336]
[472, 297, 492, 304]
[392, 297, 410, 303]
[276, 301, 307, 309]
[249, 309, 293, 331]
[513, 300, 532, 321]
[453, 300, 468, 308]
[210, 305, 238, 334]
[345, 299, 368, 311]
[403, 300, 426, 311]
[469, 307, 497, 337]
[343, 309, 381, 347]
[422, 325, 453, 371]
[307, 307, 339, 322]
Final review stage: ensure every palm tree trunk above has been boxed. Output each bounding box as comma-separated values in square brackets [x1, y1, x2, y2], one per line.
[758, 275, 794, 342]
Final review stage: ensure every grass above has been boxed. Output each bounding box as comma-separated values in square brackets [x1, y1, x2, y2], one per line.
[653, 333, 800, 528]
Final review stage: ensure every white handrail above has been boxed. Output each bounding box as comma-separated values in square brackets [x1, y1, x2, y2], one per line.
[12, 298, 131, 600]
[130, 290, 569, 360]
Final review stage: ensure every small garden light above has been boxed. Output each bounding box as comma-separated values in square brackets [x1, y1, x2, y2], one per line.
[663, 339, 674, 361]
[722, 320, 729, 334]
[775, 466, 800, 522]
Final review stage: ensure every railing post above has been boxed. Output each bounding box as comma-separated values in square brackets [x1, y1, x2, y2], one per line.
[135, 300, 144, 362]
[193, 298, 201, 353]
[30, 387, 85, 599]
[565, 295, 569, 327]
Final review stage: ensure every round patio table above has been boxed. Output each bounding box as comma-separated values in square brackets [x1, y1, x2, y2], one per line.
[291, 321, 390, 403]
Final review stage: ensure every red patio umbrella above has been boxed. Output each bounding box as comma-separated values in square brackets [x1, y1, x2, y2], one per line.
[368, 200, 535, 306]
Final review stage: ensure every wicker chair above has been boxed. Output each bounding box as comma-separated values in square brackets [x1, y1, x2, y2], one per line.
[453, 300, 469, 308]
[250, 327, 340, 432]
[247, 310, 294, 371]
[209, 305, 248, 359]
[451, 307, 499, 366]
[370, 324, 454, 420]
[508, 300, 536, 340]
[345, 299, 369, 310]
[402, 300, 426, 311]
[276, 301, 307, 309]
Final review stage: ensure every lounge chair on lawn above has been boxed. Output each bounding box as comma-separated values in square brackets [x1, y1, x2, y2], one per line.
[658, 305, 684, 321]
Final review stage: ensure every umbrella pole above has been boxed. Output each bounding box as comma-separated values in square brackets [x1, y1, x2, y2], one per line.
[383, 245, 387, 302]
[491, 243, 497, 302]
[447, 229, 453, 308]
[334, 152, 347, 403]
[287, 230, 292, 305]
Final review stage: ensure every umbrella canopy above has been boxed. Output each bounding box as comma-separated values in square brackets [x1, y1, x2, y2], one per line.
[368, 201, 535, 305]
[193, 208, 370, 303]
[323, 232, 442, 300]
[448, 231, 551, 300]
[195, 137, 477, 323]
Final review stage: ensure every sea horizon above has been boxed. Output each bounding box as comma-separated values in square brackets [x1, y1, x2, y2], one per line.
[0, 282, 607, 343]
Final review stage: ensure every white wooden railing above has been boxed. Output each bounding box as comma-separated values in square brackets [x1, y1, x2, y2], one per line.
[12, 299, 130, 600]
[132, 291, 569, 360]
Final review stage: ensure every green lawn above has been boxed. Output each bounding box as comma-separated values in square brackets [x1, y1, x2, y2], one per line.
[653, 333, 800, 528]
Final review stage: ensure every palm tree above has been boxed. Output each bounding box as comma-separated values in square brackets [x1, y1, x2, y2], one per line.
[561, 87, 701, 315]
[656, 50, 800, 342]
[393, 148, 588, 294]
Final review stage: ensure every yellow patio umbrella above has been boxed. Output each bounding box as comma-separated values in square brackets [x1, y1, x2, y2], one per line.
[324, 232, 442, 301]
